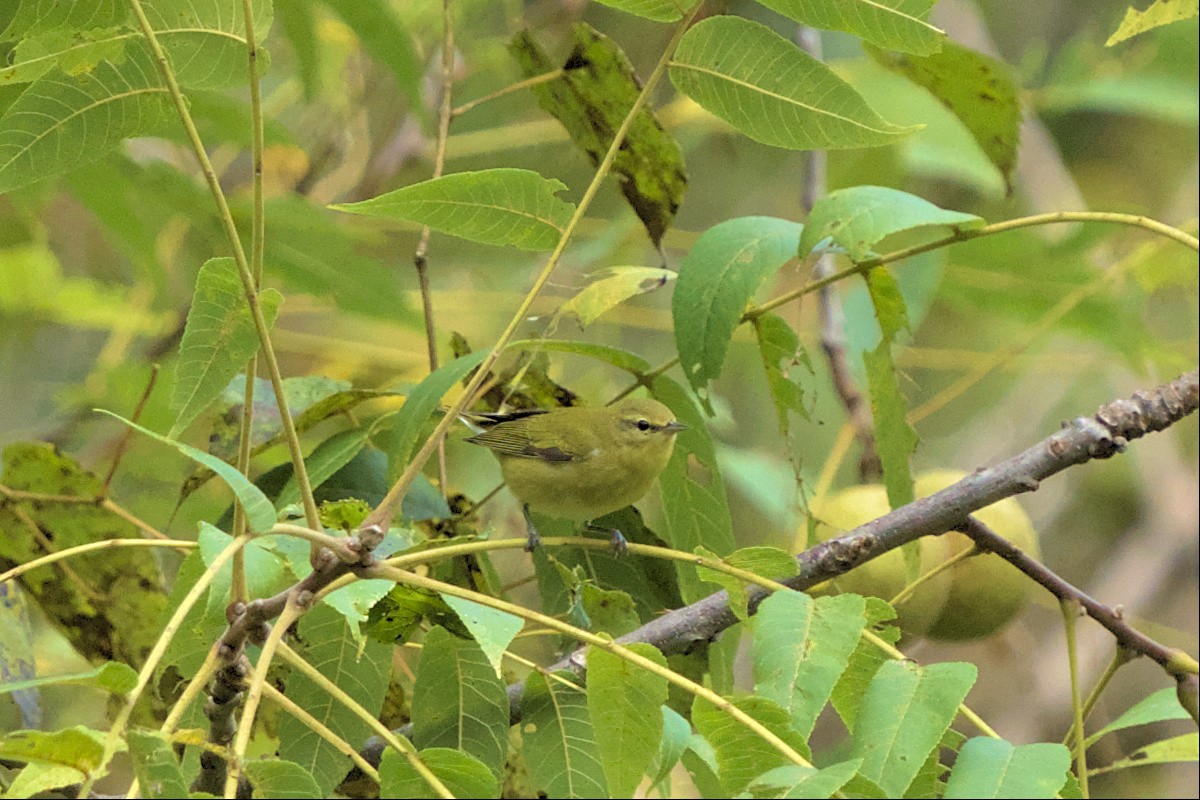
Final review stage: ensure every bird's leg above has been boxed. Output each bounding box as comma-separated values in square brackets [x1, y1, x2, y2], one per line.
[586, 522, 628, 556]
[521, 504, 542, 552]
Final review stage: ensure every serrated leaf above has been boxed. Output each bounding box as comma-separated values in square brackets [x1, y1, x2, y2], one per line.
[695, 545, 799, 619]
[0, 0, 128, 39]
[511, 24, 687, 246]
[757, 0, 944, 55]
[745, 760, 862, 799]
[752, 592, 867, 738]
[589, 0, 698, 22]
[171, 257, 282, 437]
[331, 169, 575, 251]
[557, 266, 676, 328]
[651, 376, 737, 602]
[128, 730, 190, 800]
[831, 599, 898, 733]
[379, 746, 501, 799]
[798, 186, 983, 261]
[851, 660, 977, 796]
[1084, 687, 1194, 747]
[523, 670, 609, 798]
[96, 410, 276, 532]
[412, 626, 509, 777]
[870, 42, 1022, 192]
[673, 216, 802, 401]
[944, 738, 1070, 798]
[691, 694, 810, 795]
[753, 313, 811, 439]
[0, 661, 137, 697]
[244, 758, 323, 799]
[277, 604, 392, 796]
[1091, 732, 1199, 775]
[669, 17, 916, 151]
[1107, 0, 1198, 46]
[439, 594, 524, 678]
[587, 643, 669, 798]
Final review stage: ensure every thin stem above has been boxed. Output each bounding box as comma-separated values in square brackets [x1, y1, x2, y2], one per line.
[267, 522, 362, 563]
[162, 644, 222, 735]
[101, 364, 159, 494]
[1062, 599, 1090, 798]
[0, 538, 196, 587]
[125, 0, 321, 533]
[886, 543, 977, 608]
[1063, 647, 1135, 747]
[260, 679, 381, 784]
[360, 5, 704, 538]
[100, 499, 173, 541]
[451, 69, 565, 118]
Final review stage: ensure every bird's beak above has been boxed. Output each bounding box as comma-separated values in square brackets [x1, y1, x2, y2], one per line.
[664, 420, 687, 433]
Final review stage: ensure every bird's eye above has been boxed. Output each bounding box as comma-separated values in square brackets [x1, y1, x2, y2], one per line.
[636, 419, 652, 431]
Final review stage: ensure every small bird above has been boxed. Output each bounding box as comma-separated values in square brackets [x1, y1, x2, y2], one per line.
[463, 397, 686, 554]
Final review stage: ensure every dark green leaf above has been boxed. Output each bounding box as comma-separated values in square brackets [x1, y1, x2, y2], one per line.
[244, 759, 323, 799]
[753, 313, 811, 440]
[128, 730, 191, 800]
[1085, 687, 1194, 746]
[830, 598, 900, 730]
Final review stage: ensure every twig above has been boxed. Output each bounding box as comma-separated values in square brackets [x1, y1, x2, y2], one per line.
[1062, 599, 1090, 797]
[451, 69, 565, 118]
[100, 364, 159, 494]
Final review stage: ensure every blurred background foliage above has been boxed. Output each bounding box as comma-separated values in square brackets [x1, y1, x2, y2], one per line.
[0, 0, 1196, 796]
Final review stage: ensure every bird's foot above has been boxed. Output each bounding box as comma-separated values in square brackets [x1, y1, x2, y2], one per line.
[522, 504, 541, 552]
[587, 523, 628, 557]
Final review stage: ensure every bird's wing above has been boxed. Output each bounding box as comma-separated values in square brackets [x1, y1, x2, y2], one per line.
[464, 415, 582, 462]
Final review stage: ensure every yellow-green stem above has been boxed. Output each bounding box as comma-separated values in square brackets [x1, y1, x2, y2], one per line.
[1062, 599, 1090, 797]
[260, 680, 381, 784]
[1064, 647, 1133, 748]
[0, 539, 195, 586]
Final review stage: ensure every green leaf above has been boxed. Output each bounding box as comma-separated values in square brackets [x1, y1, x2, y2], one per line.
[1107, 0, 1199, 45]
[673, 216, 803, 401]
[412, 626, 509, 777]
[143, 0, 274, 91]
[944, 738, 1070, 798]
[668, 17, 916, 151]
[274, 0, 320, 99]
[869, 42, 1022, 192]
[171, 257, 282, 437]
[557, 266, 676, 328]
[275, 428, 370, 511]
[379, 746, 501, 799]
[128, 730, 190, 800]
[0, 27, 130, 85]
[0, 43, 171, 192]
[95, 410, 276, 532]
[752, 592, 867, 738]
[1, 762, 89, 799]
[508, 338, 651, 375]
[321, 578, 395, 643]
[695, 545, 799, 619]
[744, 760, 862, 799]
[1091, 732, 1199, 775]
[588, 0, 698, 22]
[0, 661, 137, 697]
[244, 759, 323, 799]
[756, 0, 944, 55]
[276, 604, 392, 797]
[331, 169, 575, 251]
[649, 706, 692, 788]
[850, 660, 977, 796]
[681, 736, 723, 798]
[0, 726, 105, 772]
[523, 670, 609, 798]
[587, 643, 670, 798]
[651, 376, 737, 602]
[1, 0, 128, 39]
[1084, 687, 1194, 747]
[753, 313, 811, 440]
[320, 0, 421, 108]
[381, 350, 489, 472]
[438, 594, 524, 678]
[511, 24, 687, 246]
[798, 186, 983, 261]
[691, 694, 810, 795]
[158, 550, 225, 677]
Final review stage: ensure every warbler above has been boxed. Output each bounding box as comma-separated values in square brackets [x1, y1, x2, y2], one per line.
[464, 397, 686, 553]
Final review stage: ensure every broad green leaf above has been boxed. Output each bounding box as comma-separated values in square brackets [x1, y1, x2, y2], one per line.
[681, 735, 723, 798]
[752, 592, 867, 738]
[0, 0, 128, 39]
[128, 730, 190, 800]
[95, 410, 276, 532]
[557, 266, 676, 328]
[870, 43, 1022, 192]
[523, 670, 608, 798]
[587, 643, 670, 798]
[1084, 687, 1193, 747]
[1, 28, 129, 85]
[944, 738, 1070, 798]
[651, 376, 737, 602]
[0, 43, 171, 193]
[0, 726, 105, 772]
[691, 694, 810, 795]
[695, 545, 799, 619]
[412, 626, 509, 777]
[321, 578, 395, 642]
[274, 428, 370, 510]
[170, 257, 282, 437]
[244, 759, 323, 799]
[580, 584, 641, 637]
[1107, 0, 1199, 45]
[439, 594, 524, 678]
[798, 186, 984, 261]
[649, 706, 692, 788]
[745, 760, 862, 799]
[589, 0, 698, 22]
[863, 268, 917, 506]
[2, 762, 87, 799]
[320, 0, 421, 108]
[669, 17, 915, 151]
[382, 349, 488, 471]
[756, 0, 944, 55]
[511, 24, 687, 246]
[143, 0, 275, 91]
[673, 216, 802, 401]
[851, 660, 977, 796]
[277, 604, 392, 796]
[199, 526, 284, 616]
[0, 442, 167, 667]
[753, 313, 811, 440]
[331, 169, 575, 251]
[508, 338, 651, 375]
[0, 661, 136, 697]
[1091, 732, 1199, 775]
[379, 746, 500, 799]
